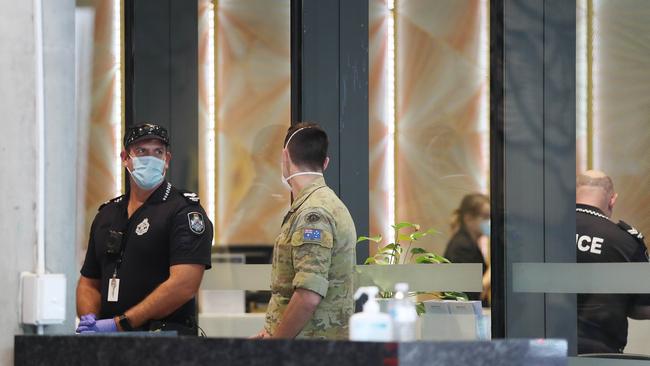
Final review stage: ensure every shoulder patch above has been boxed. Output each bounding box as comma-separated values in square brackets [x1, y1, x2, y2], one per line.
[180, 191, 200, 204]
[618, 220, 645, 242]
[306, 212, 322, 224]
[303, 228, 322, 242]
[187, 212, 205, 234]
[98, 195, 125, 211]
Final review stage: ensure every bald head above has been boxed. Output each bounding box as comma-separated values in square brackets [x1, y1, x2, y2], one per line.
[576, 170, 617, 217]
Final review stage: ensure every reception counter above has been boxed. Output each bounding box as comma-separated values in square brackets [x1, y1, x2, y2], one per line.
[15, 335, 567, 366]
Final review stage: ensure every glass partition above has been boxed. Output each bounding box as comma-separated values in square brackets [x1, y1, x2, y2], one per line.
[502, 0, 650, 361]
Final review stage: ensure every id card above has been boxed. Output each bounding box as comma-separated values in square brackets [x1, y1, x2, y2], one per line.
[108, 278, 120, 302]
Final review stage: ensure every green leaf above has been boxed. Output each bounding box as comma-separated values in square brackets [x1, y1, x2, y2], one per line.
[416, 302, 426, 316]
[397, 233, 412, 243]
[441, 291, 469, 301]
[357, 235, 382, 244]
[414, 253, 451, 264]
[391, 222, 420, 231]
[364, 257, 377, 265]
[410, 247, 427, 254]
[415, 256, 438, 264]
[378, 243, 401, 254]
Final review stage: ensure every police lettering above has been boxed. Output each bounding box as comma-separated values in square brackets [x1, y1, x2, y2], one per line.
[576, 234, 604, 254]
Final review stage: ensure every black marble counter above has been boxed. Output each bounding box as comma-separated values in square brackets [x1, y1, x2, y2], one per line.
[15, 335, 566, 366]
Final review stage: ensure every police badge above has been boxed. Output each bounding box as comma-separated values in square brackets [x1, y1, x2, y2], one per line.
[135, 218, 150, 236]
[188, 212, 205, 234]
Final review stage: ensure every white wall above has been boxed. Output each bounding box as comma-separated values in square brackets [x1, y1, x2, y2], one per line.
[0, 0, 76, 364]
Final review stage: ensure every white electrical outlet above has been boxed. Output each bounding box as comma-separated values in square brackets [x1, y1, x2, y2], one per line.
[21, 273, 66, 325]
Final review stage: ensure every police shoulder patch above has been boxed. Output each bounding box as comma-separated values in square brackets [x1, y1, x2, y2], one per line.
[180, 191, 200, 204]
[618, 220, 645, 245]
[98, 195, 125, 211]
[187, 212, 205, 234]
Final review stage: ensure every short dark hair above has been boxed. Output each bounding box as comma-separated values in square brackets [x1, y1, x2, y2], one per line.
[283, 122, 328, 171]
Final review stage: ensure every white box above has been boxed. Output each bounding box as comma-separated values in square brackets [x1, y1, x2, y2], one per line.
[199, 290, 245, 314]
[22, 273, 66, 325]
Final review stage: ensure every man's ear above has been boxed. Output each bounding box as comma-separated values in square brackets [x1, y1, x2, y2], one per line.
[165, 151, 172, 169]
[323, 157, 330, 171]
[610, 192, 618, 209]
[120, 150, 129, 167]
[283, 148, 292, 166]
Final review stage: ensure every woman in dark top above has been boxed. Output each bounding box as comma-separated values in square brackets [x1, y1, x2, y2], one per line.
[443, 193, 490, 305]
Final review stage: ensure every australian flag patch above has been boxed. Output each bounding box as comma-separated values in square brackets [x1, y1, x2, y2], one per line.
[303, 228, 322, 242]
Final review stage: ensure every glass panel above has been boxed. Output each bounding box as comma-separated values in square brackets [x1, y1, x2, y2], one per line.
[368, 0, 490, 300]
[199, 0, 291, 246]
[197, 0, 290, 338]
[575, 0, 650, 357]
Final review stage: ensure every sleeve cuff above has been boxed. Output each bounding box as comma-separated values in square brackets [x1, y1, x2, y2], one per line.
[293, 272, 329, 297]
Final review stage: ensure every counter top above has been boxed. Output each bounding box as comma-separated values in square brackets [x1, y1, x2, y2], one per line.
[15, 335, 566, 366]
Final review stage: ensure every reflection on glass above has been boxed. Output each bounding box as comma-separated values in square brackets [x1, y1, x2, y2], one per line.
[368, 0, 490, 268]
[576, 0, 650, 356]
[444, 193, 491, 306]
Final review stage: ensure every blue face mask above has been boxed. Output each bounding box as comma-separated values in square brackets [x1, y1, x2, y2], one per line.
[127, 155, 166, 190]
[480, 219, 491, 237]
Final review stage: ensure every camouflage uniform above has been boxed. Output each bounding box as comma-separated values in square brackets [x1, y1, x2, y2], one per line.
[265, 177, 356, 339]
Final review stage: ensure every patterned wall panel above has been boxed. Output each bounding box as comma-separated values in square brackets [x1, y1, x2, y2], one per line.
[212, 0, 291, 245]
[81, 0, 122, 255]
[368, 0, 393, 248]
[374, 0, 490, 254]
[591, 0, 650, 239]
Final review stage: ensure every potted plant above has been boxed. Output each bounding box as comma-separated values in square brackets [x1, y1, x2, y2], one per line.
[357, 221, 468, 314]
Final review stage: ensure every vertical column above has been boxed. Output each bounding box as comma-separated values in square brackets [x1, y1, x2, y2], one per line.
[0, 0, 76, 361]
[493, 0, 577, 352]
[42, 0, 77, 334]
[0, 2, 39, 360]
[127, 0, 199, 191]
[543, 0, 577, 354]
[297, 0, 369, 263]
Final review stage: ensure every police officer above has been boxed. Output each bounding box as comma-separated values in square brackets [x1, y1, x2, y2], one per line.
[254, 122, 356, 340]
[76, 123, 213, 335]
[576, 170, 649, 354]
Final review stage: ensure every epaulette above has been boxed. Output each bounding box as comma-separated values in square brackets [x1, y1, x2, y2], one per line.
[179, 190, 200, 204]
[98, 195, 125, 211]
[617, 220, 645, 244]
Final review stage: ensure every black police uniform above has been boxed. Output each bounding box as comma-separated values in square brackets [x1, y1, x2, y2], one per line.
[80, 181, 213, 334]
[576, 203, 648, 354]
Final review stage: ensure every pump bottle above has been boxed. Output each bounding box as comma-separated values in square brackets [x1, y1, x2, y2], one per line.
[349, 286, 393, 341]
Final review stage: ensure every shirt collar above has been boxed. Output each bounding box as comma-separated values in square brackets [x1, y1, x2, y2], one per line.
[576, 203, 606, 215]
[290, 176, 326, 211]
[126, 181, 173, 206]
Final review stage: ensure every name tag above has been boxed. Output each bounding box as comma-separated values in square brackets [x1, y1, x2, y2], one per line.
[108, 278, 120, 302]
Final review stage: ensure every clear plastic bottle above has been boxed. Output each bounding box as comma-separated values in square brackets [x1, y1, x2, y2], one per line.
[349, 286, 394, 341]
[389, 282, 417, 341]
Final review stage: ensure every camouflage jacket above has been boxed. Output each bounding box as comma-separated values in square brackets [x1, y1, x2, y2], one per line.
[265, 177, 356, 340]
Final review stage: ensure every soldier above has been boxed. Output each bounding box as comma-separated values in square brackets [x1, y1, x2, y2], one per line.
[253, 122, 356, 340]
[76, 123, 213, 335]
[576, 170, 650, 354]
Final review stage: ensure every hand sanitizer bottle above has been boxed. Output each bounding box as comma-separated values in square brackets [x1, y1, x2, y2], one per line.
[389, 282, 417, 341]
[349, 286, 393, 341]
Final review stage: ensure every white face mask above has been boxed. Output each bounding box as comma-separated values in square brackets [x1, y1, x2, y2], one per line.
[281, 171, 324, 191]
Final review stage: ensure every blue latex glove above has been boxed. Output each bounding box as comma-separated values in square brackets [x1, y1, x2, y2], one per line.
[77, 318, 117, 333]
[75, 313, 96, 333]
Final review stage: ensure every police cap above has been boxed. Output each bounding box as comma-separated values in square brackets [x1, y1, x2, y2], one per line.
[123, 123, 170, 148]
